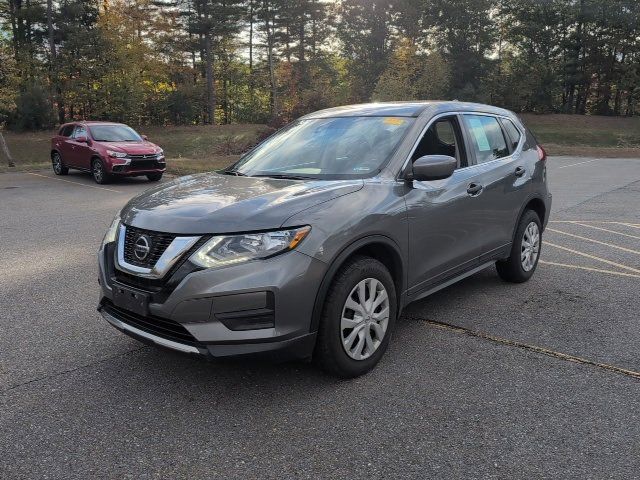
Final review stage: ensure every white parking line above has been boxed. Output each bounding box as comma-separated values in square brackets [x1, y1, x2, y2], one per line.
[27, 172, 123, 193]
[555, 158, 599, 169]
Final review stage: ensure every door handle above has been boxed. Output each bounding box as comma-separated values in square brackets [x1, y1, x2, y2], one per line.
[515, 166, 526, 177]
[467, 183, 483, 196]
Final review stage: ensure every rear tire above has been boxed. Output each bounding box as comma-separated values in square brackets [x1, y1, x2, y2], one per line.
[52, 152, 68, 175]
[314, 256, 397, 378]
[496, 209, 542, 283]
[147, 172, 163, 182]
[92, 158, 111, 184]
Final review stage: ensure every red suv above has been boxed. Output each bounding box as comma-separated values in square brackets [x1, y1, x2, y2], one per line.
[51, 121, 166, 184]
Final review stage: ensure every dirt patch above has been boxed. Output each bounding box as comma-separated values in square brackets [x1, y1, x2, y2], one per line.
[544, 145, 640, 158]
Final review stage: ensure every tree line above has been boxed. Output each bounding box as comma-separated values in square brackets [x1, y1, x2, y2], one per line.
[0, 0, 638, 131]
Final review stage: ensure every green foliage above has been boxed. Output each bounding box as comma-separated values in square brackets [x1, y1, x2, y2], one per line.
[423, 0, 495, 100]
[0, 43, 17, 124]
[0, 0, 639, 131]
[373, 41, 451, 101]
[8, 82, 54, 130]
[337, 0, 394, 101]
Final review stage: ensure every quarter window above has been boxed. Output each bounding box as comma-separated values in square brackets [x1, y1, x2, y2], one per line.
[463, 115, 509, 164]
[502, 119, 522, 151]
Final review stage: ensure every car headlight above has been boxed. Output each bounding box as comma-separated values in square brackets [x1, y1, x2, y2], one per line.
[107, 150, 128, 158]
[190, 226, 311, 268]
[101, 213, 121, 248]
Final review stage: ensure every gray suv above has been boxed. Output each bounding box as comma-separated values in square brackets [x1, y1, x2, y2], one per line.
[98, 101, 551, 377]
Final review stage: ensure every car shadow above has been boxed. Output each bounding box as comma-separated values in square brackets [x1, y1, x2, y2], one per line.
[105, 268, 504, 393]
[64, 170, 161, 186]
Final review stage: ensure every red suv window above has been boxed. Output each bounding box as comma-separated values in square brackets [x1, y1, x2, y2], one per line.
[59, 125, 75, 137]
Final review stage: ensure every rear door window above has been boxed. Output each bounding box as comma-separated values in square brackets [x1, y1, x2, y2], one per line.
[60, 125, 75, 137]
[462, 114, 509, 164]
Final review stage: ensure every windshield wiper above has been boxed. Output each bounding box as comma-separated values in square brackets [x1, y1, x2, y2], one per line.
[221, 169, 247, 176]
[252, 174, 314, 180]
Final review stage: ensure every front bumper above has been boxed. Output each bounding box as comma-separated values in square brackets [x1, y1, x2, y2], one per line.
[99, 304, 318, 359]
[108, 157, 166, 176]
[98, 243, 326, 360]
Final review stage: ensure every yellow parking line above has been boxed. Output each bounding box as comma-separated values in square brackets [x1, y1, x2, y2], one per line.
[27, 172, 123, 193]
[571, 222, 640, 240]
[547, 228, 640, 255]
[545, 241, 640, 274]
[551, 221, 640, 240]
[550, 220, 640, 226]
[540, 260, 640, 278]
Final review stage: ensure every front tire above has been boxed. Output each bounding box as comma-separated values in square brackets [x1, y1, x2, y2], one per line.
[147, 172, 163, 182]
[315, 256, 397, 378]
[92, 158, 111, 184]
[496, 209, 542, 283]
[52, 152, 68, 175]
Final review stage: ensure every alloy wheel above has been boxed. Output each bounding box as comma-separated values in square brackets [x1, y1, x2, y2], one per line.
[53, 154, 62, 174]
[93, 161, 103, 183]
[521, 221, 540, 272]
[340, 277, 390, 361]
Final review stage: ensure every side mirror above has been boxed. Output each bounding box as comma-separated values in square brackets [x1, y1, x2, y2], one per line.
[75, 135, 88, 143]
[141, 135, 148, 141]
[409, 155, 457, 181]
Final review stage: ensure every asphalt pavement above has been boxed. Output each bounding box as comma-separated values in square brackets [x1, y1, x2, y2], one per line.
[1, 157, 639, 479]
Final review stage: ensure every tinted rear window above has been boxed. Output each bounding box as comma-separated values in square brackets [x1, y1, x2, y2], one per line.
[59, 125, 74, 137]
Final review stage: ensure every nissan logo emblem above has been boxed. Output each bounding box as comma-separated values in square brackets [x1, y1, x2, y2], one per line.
[133, 234, 152, 261]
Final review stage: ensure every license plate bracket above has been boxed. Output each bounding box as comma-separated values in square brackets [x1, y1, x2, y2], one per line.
[113, 283, 150, 316]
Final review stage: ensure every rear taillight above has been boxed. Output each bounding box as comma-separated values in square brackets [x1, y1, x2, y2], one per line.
[536, 145, 547, 161]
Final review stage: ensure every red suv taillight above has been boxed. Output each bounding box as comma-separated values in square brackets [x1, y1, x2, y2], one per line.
[536, 145, 547, 162]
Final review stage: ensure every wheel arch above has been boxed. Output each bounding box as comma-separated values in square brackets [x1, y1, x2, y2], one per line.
[508, 195, 548, 252]
[309, 235, 406, 334]
[524, 197, 547, 228]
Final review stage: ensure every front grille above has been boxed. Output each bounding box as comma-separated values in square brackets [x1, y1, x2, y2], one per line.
[102, 299, 203, 347]
[130, 159, 161, 170]
[123, 225, 176, 268]
[126, 154, 164, 171]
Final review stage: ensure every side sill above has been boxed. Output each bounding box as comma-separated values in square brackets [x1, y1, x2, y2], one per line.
[407, 261, 496, 304]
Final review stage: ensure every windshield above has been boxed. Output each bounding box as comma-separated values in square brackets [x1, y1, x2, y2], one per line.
[90, 125, 142, 142]
[230, 116, 414, 179]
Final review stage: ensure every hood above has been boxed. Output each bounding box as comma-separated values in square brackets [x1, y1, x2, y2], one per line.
[121, 172, 363, 234]
[99, 141, 160, 154]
